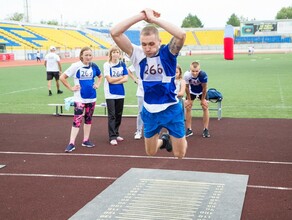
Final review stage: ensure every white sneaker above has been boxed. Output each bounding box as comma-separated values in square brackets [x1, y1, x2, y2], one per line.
[117, 136, 124, 142]
[134, 131, 142, 140]
[110, 140, 118, 146]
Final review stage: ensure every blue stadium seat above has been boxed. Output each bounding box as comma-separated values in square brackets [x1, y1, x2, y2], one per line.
[89, 28, 141, 46]
[0, 35, 20, 46]
[124, 30, 140, 46]
[0, 26, 47, 47]
[77, 30, 107, 49]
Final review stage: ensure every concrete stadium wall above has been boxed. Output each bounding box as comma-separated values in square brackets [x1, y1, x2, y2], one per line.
[182, 43, 292, 55]
[3, 43, 292, 60]
[3, 48, 108, 61]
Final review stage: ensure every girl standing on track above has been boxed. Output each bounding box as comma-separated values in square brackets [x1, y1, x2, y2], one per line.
[60, 46, 103, 152]
[103, 46, 128, 146]
[175, 64, 186, 109]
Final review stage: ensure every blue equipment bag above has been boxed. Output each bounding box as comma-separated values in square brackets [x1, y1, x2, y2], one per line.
[207, 88, 223, 103]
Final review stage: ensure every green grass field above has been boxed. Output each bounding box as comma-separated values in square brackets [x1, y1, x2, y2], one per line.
[0, 53, 292, 118]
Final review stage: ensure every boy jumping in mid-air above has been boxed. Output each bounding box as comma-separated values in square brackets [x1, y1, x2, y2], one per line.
[110, 8, 187, 159]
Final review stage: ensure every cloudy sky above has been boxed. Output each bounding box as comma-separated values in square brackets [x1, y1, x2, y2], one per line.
[0, 0, 291, 28]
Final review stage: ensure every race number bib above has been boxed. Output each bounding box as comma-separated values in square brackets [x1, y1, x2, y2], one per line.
[79, 67, 93, 80]
[143, 56, 165, 81]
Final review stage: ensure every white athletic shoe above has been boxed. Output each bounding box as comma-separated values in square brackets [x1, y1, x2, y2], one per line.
[117, 136, 124, 142]
[134, 131, 142, 140]
[110, 140, 118, 146]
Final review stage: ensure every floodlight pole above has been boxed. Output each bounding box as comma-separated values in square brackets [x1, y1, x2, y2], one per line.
[24, 0, 29, 22]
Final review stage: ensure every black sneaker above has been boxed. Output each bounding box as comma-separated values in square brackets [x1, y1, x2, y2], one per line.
[57, 90, 63, 94]
[49, 90, 52, 96]
[202, 128, 210, 138]
[186, 128, 193, 137]
[160, 133, 172, 152]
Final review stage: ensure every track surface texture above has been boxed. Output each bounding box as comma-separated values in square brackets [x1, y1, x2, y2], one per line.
[0, 114, 291, 219]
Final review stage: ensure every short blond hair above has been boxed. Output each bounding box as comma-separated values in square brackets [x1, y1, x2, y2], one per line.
[191, 61, 200, 68]
[108, 45, 121, 62]
[140, 25, 159, 39]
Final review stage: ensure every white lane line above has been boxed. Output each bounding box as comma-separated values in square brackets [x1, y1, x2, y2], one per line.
[0, 173, 291, 191]
[184, 157, 292, 165]
[0, 151, 291, 165]
[0, 173, 116, 180]
[0, 86, 45, 95]
[223, 105, 292, 109]
[247, 185, 292, 191]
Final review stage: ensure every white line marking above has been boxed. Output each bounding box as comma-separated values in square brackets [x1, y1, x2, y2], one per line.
[0, 173, 291, 191]
[0, 87, 45, 95]
[1, 151, 292, 165]
[223, 105, 292, 109]
[183, 157, 292, 165]
[247, 185, 292, 191]
[0, 151, 291, 165]
[0, 173, 116, 180]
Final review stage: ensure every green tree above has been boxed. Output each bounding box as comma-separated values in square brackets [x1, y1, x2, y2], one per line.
[47, 20, 58, 25]
[276, 6, 292, 19]
[40, 20, 59, 26]
[181, 13, 203, 28]
[7, 12, 24, 21]
[227, 13, 240, 27]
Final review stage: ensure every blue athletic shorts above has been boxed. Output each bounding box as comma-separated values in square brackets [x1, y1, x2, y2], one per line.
[141, 103, 185, 138]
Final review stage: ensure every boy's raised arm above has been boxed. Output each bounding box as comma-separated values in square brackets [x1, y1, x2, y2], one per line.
[110, 12, 146, 56]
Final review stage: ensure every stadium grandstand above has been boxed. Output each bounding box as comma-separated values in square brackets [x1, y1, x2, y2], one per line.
[0, 19, 292, 61]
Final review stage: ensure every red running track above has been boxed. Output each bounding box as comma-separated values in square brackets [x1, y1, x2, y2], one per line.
[0, 114, 291, 219]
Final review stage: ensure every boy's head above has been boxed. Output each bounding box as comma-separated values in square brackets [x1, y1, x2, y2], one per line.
[140, 25, 161, 57]
[190, 61, 201, 77]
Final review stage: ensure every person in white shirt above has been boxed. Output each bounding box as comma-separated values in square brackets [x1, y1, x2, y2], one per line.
[127, 64, 144, 140]
[60, 46, 103, 153]
[184, 61, 210, 138]
[36, 50, 41, 62]
[44, 46, 63, 96]
[248, 46, 254, 55]
[103, 46, 128, 146]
